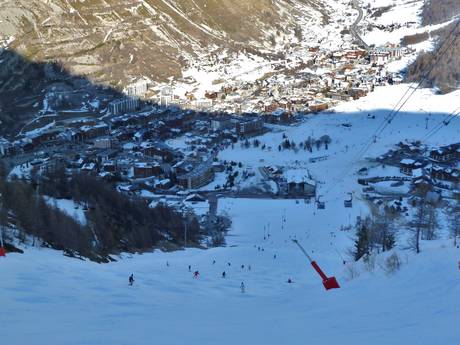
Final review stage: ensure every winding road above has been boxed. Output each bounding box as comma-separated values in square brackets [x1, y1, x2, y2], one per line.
[350, 0, 370, 50]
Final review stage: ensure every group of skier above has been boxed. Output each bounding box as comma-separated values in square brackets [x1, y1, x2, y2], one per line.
[128, 258, 258, 293]
[127, 228, 297, 291]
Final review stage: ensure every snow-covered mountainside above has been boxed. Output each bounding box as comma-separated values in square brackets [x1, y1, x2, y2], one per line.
[0, 0, 330, 85]
[1, 0, 460, 344]
[2, 85, 460, 344]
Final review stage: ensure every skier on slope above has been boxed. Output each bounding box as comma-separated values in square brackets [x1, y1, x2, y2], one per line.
[193, 270, 200, 278]
[222, 271, 226, 278]
[240, 282, 245, 293]
[129, 274, 134, 286]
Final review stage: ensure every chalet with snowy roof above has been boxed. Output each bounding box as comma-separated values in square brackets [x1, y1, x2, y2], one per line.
[155, 179, 173, 190]
[309, 100, 328, 113]
[411, 175, 434, 195]
[399, 159, 423, 176]
[264, 100, 280, 113]
[173, 159, 196, 175]
[185, 193, 207, 203]
[370, 45, 405, 65]
[72, 123, 109, 142]
[429, 165, 460, 182]
[27, 126, 67, 147]
[397, 141, 423, 155]
[429, 144, 460, 163]
[344, 49, 367, 60]
[347, 87, 368, 100]
[265, 108, 290, 123]
[133, 162, 162, 179]
[164, 112, 195, 132]
[212, 162, 225, 172]
[284, 170, 316, 197]
[141, 142, 179, 163]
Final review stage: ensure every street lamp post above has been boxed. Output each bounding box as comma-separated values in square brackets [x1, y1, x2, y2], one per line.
[184, 218, 187, 249]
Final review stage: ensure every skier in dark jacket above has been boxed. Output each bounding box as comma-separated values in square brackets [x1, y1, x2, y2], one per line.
[222, 271, 226, 278]
[129, 274, 134, 286]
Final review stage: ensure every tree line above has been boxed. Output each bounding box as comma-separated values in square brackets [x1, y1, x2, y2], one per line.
[0, 164, 202, 261]
[353, 196, 460, 262]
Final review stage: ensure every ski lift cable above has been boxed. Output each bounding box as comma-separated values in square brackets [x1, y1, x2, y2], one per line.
[375, 21, 460, 132]
[357, 20, 460, 158]
[422, 107, 460, 137]
[421, 107, 460, 139]
[422, 110, 460, 141]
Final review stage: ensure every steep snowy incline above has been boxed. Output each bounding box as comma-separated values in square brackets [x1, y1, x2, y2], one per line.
[1, 197, 459, 345]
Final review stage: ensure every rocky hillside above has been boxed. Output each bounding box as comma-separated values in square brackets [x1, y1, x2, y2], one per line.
[406, 0, 460, 93]
[0, 0, 327, 88]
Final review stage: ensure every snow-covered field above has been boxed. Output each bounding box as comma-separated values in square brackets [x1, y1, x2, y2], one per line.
[43, 197, 87, 225]
[2, 84, 460, 344]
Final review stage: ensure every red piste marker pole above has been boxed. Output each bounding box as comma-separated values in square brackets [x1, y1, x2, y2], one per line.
[292, 239, 339, 290]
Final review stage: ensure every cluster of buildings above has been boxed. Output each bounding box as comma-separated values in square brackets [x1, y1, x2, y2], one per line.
[1, 40, 413, 210]
[360, 141, 460, 204]
[146, 43, 409, 123]
[262, 166, 317, 198]
[3, 101, 274, 196]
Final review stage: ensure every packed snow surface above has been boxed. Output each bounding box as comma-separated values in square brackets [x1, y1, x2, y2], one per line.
[1, 198, 459, 345]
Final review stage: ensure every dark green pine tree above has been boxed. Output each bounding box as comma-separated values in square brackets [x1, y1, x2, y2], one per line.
[382, 229, 396, 252]
[354, 225, 369, 261]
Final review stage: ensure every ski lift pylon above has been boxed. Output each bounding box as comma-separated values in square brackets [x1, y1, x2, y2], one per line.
[316, 195, 325, 209]
[344, 192, 353, 208]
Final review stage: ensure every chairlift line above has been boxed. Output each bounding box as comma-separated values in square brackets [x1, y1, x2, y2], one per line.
[360, 20, 460, 156]
[319, 19, 459, 203]
[422, 109, 460, 142]
[421, 107, 460, 140]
